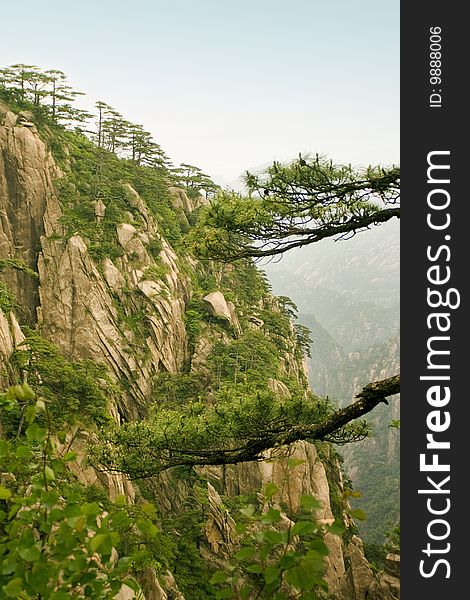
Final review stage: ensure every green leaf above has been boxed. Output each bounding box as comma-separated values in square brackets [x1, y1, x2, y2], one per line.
[327, 521, 345, 537]
[67, 515, 86, 531]
[240, 585, 253, 599]
[21, 382, 36, 400]
[63, 451, 77, 462]
[18, 545, 41, 562]
[264, 482, 279, 499]
[140, 501, 156, 516]
[239, 504, 256, 518]
[309, 537, 329, 556]
[300, 495, 321, 510]
[26, 423, 46, 443]
[348, 490, 362, 498]
[0, 558, 17, 575]
[130, 548, 151, 566]
[3, 578, 23, 598]
[35, 398, 46, 412]
[24, 404, 38, 423]
[259, 542, 274, 562]
[291, 520, 316, 537]
[122, 578, 141, 593]
[44, 466, 56, 481]
[279, 552, 297, 569]
[109, 510, 132, 529]
[136, 518, 158, 538]
[113, 494, 127, 507]
[350, 509, 367, 521]
[261, 507, 281, 524]
[234, 546, 256, 561]
[285, 564, 316, 591]
[67, 554, 87, 572]
[215, 588, 233, 599]
[50, 592, 71, 600]
[16, 445, 31, 459]
[89, 533, 111, 553]
[264, 565, 281, 585]
[263, 530, 288, 545]
[0, 440, 9, 457]
[64, 504, 82, 518]
[246, 564, 263, 574]
[0, 486, 12, 500]
[210, 571, 228, 584]
[81, 502, 101, 517]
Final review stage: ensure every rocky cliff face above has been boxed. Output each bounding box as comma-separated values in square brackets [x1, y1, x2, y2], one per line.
[0, 106, 399, 599]
[0, 101, 63, 323]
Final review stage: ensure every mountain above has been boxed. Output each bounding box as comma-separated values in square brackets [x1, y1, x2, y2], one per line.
[0, 90, 399, 599]
[264, 219, 400, 544]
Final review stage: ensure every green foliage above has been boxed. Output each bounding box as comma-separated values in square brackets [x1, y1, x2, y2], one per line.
[0, 259, 38, 279]
[158, 510, 217, 600]
[294, 324, 313, 359]
[0, 384, 146, 599]
[384, 522, 400, 554]
[172, 163, 220, 200]
[52, 133, 186, 259]
[0, 67, 192, 262]
[145, 237, 163, 258]
[208, 331, 280, 387]
[0, 259, 39, 313]
[255, 309, 291, 354]
[151, 372, 207, 406]
[210, 482, 342, 599]
[94, 384, 345, 478]
[0, 64, 90, 126]
[0, 282, 17, 314]
[184, 299, 205, 348]
[142, 262, 169, 282]
[9, 330, 111, 427]
[363, 543, 387, 572]
[2, 63, 388, 597]
[190, 155, 400, 261]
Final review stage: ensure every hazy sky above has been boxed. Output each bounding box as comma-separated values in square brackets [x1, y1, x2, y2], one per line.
[1, 0, 399, 182]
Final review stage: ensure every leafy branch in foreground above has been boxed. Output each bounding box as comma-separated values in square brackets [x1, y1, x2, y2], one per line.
[0, 384, 156, 599]
[189, 155, 400, 261]
[94, 375, 399, 479]
[210, 481, 343, 600]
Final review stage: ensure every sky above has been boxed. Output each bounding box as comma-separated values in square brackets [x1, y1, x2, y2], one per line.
[1, 0, 399, 182]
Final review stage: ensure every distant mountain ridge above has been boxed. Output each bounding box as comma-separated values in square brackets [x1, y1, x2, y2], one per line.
[264, 220, 400, 543]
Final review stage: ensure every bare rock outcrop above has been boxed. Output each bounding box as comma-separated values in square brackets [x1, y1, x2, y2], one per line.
[203, 290, 241, 334]
[0, 309, 25, 389]
[0, 112, 62, 322]
[205, 483, 237, 557]
[168, 186, 208, 214]
[267, 377, 292, 399]
[339, 536, 374, 600]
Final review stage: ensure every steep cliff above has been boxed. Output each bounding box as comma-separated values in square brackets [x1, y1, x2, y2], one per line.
[0, 101, 399, 599]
